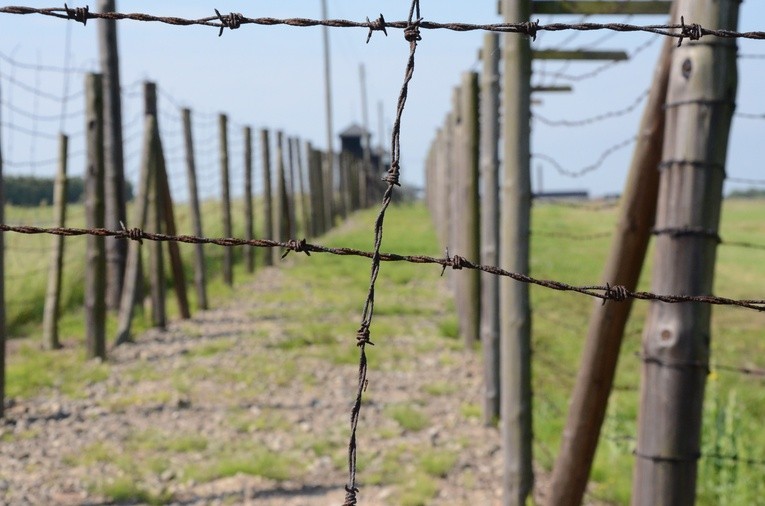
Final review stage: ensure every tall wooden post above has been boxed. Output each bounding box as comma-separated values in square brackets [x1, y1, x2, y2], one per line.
[548, 24, 674, 506]
[275, 131, 290, 243]
[457, 72, 480, 347]
[145, 82, 165, 329]
[0, 77, 6, 418]
[294, 138, 311, 238]
[260, 129, 275, 266]
[244, 126, 255, 272]
[286, 136, 298, 237]
[501, 0, 533, 503]
[98, 0, 127, 312]
[321, 0, 335, 226]
[633, 2, 739, 504]
[42, 133, 68, 350]
[115, 116, 157, 346]
[480, 33, 501, 425]
[182, 108, 208, 310]
[219, 113, 233, 286]
[84, 73, 107, 360]
[307, 144, 326, 236]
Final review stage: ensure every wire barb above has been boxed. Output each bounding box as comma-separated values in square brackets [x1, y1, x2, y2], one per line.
[119, 221, 143, 244]
[678, 15, 703, 47]
[281, 238, 311, 259]
[602, 283, 628, 305]
[214, 8, 243, 37]
[64, 2, 88, 26]
[366, 13, 387, 44]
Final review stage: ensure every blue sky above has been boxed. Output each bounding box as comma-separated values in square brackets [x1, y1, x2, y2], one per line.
[1, 1, 763, 201]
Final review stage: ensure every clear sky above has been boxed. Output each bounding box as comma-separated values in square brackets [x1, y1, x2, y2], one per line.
[1, 1, 764, 201]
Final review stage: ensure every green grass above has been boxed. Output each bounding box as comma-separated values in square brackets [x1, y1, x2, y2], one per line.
[385, 404, 430, 432]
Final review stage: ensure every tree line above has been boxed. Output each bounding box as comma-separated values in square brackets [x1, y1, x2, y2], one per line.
[4, 175, 133, 207]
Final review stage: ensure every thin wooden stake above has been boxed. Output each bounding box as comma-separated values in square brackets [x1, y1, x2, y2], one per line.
[244, 126, 255, 272]
[42, 133, 68, 350]
[182, 108, 208, 310]
[260, 129, 275, 266]
[294, 138, 311, 238]
[84, 73, 107, 360]
[144, 82, 165, 330]
[219, 113, 233, 286]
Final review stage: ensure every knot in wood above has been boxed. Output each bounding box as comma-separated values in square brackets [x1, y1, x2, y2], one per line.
[64, 3, 89, 25]
[366, 13, 387, 44]
[602, 283, 628, 305]
[215, 9, 243, 37]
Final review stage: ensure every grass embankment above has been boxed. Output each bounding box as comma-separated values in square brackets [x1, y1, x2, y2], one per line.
[5, 198, 765, 505]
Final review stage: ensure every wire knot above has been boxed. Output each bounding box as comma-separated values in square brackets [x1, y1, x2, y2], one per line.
[678, 16, 703, 47]
[64, 3, 89, 26]
[366, 13, 387, 44]
[119, 221, 143, 244]
[281, 238, 311, 259]
[522, 19, 539, 41]
[343, 486, 359, 506]
[382, 169, 400, 186]
[215, 8, 243, 37]
[602, 283, 629, 305]
[451, 255, 466, 270]
[356, 326, 374, 347]
[404, 17, 422, 43]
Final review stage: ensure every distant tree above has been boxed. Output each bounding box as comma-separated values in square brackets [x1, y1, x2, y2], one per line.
[4, 176, 133, 206]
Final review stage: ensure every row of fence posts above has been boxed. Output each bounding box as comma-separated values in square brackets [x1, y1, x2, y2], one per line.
[35, 75, 374, 361]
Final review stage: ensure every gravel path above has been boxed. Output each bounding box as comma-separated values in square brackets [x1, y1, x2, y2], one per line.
[0, 251, 551, 505]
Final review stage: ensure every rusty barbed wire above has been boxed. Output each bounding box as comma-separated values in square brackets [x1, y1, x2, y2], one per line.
[0, 73, 84, 103]
[533, 88, 649, 127]
[533, 136, 636, 178]
[727, 176, 765, 186]
[1, 223, 764, 312]
[1, 6, 765, 42]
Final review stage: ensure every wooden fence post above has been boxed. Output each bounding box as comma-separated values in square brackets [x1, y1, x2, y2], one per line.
[0, 76, 7, 418]
[501, 0, 534, 503]
[182, 108, 208, 310]
[42, 133, 69, 350]
[286, 136, 298, 237]
[115, 116, 157, 345]
[260, 129, 274, 266]
[456, 71, 480, 348]
[244, 126, 255, 272]
[156, 132, 190, 319]
[307, 144, 326, 236]
[84, 72, 107, 360]
[633, 2, 739, 504]
[480, 33, 501, 425]
[323, 150, 334, 230]
[275, 131, 290, 243]
[294, 138, 311, 238]
[144, 82, 165, 329]
[98, 0, 128, 312]
[219, 113, 233, 286]
[548, 22, 674, 505]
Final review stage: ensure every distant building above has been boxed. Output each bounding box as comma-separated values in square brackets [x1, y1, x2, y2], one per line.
[338, 123, 369, 159]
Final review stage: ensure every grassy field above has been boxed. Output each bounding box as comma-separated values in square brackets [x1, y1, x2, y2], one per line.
[4, 197, 765, 504]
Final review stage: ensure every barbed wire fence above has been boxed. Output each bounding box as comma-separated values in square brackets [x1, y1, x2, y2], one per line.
[1, 2, 765, 504]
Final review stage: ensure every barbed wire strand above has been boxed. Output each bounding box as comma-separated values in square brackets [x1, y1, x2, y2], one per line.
[533, 136, 636, 178]
[1, 7, 765, 42]
[343, 2, 421, 503]
[534, 88, 649, 127]
[1, 223, 764, 312]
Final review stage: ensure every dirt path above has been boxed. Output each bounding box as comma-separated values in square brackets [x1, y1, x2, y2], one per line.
[0, 237, 536, 506]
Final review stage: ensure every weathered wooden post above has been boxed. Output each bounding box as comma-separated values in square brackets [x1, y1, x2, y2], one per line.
[182, 108, 208, 310]
[294, 138, 311, 238]
[456, 72, 480, 347]
[0, 77, 7, 417]
[480, 33, 501, 425]
[115, 116, 157, 346]
[286, 136, 298, 237]
[548, 22, 674, 506]
[244, 126, 255, 272]
[145, 82, 165, 330]
[501, 0, 534, 503]
[307, 144, 326, 236]
[98, 0, 128, 312]
[633, 2, 739, 504]
[42, 133, 69, 350]
[84, 73, 107, 360]
[260, 129, 275, 265]
[275, 131, 290, 243]
[219, 113, 233, 286]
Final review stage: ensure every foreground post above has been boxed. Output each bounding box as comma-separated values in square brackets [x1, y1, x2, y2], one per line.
[500, 0, 533, 502]
[548, 22, 674, 505]
[42, 134, 69, 350]
[84, 73, 106, 360]
[633, 2, 739, 504]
